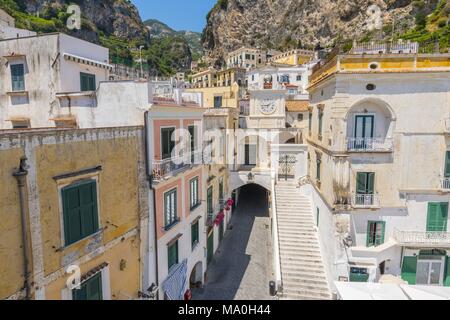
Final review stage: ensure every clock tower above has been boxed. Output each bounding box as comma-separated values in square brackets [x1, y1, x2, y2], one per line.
[248, 89, 287, 129]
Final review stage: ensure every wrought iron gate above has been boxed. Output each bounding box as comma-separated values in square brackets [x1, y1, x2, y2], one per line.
[278, 154, 297, 181]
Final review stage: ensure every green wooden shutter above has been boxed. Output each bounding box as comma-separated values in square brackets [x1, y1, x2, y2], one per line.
[11, 64, 25, 91]
[73, 273, 102, 300]
[401, 256, 417, 285]
[444, 256, 450, 287]
[86, 273, 102, 300]
[366, 222, 373, 247]
[168, 241, 178, 270]
[79, 182, 99, 237]
[367, 173, 375, 194]
[357, 173, 367, 194]
[62, 187, 82, 246]
[380, 221, 386, 245]
[427, 203, 448, 232]
[191, 221, 199, 249]
[445, 152, 450, 177]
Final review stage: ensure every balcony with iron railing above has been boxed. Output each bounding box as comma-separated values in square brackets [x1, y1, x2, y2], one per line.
[442, 178, 450, 190]
[393, 229, 450, 247]
[352, 193, 380, 209]
[152, 151, 203, 182]
[346, 138, 393, 152]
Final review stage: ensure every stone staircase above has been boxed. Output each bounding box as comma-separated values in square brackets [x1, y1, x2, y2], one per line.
[275, 182, 332, 300]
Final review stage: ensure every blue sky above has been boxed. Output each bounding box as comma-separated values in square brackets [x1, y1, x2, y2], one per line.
[131, 0, 217, 32]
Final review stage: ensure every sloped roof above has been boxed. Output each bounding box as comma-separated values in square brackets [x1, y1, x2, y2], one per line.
[286, 100, 309, 112]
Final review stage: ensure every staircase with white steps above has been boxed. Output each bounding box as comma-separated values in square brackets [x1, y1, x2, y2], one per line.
[275, 182, 332, 300]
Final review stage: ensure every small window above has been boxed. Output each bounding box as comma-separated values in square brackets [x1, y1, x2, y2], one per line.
[316, 156, 322, 181]
[12, 120, 30, 129]
[318, 110, 324, 139]
[168, 241, 178, 271]
[296, 75, 302, 81]
[62, 180, 99, 246]
[214, 96, 223, 108]
[297, 114, 304, 121]
[366, 84, 376, 91]
[11, 64, 25, 91]
[164, 189, 177, 228]
[80, 72, 96, 91]
[72, 273, 103, 300]
[191, 221, 199, 250]
[190, 177, 200, 210]
[369, 63, 379, 70]
[367, 221, 385, 247]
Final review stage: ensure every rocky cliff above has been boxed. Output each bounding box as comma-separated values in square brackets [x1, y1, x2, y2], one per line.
[203, 0, 444, 64]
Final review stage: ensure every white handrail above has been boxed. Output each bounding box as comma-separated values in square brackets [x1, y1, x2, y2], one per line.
[346, 138, 393, 152]
[394, 229, 450, 245]
[271, 172, 283, 293]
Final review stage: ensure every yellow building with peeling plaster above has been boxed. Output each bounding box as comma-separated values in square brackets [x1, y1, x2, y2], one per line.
[0, 126, 149, 300]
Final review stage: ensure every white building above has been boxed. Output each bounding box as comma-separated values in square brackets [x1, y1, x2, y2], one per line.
[306, 43, 450, 288]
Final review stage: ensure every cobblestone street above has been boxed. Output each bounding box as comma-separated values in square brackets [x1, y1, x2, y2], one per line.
[193, 184, 275, 300]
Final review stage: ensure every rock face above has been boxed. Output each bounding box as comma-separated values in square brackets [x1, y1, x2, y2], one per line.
[21, 0, 149, 43]
[144, 18, 202, 57]
[202, 0, 440, 64]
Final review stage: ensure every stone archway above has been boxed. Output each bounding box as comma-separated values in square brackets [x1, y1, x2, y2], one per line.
[189, 261, 203, 289]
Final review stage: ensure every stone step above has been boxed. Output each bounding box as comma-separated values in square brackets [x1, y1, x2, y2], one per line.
[280, 244, 321, 256]
[280, 255, 324, 264]
[278, 232, 318, 239]
[282, 268, 326, 277]
[278, 241, 320, 249]
[278, 227, 316, 233]
[279, 251, 323, 260]
[282, 287, 331, 299]
[280, 292, 332, 300]
[280, 258, 327, 268]
[282, 275, 329, 286]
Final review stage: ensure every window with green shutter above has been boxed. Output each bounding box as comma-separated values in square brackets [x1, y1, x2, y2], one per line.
[190, 177, 199, 210]
[445, 256, 450, 287]
[427, 203, 448, 232]
[168, 241, 178, 271]
[445, 152, 450, 178]
[214, 96, 223, 108]
[308, 111, 312, 134]
[366, 221, 385, 247]
[356, 172, 375, 195]
[401, 256, 418, 285]
[161, 127, 176, 160]
[164, 189, 177, 229]
[11, 64, 25, 91]
[62, 180, 99, 246]
[207, 186, 213, 216]
[72, 272, 102, 300]
[318, 111, 324, 139]
[80, 72, 96, 91]
[191, 221, 199, 250]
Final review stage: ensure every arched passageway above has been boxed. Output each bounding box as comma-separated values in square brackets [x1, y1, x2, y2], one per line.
[192, 184, 274, 300]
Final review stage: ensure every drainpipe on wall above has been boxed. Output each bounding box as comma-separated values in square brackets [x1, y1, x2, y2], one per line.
[13, 156, 32, 300]
[144, 111, 159, 300]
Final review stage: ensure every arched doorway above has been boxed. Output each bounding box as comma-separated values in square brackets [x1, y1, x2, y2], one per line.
[193, 183, 273, 300]
[189, 261, 203, 289]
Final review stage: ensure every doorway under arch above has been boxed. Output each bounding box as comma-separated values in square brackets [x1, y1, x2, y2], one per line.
[189, 261, 203, 289]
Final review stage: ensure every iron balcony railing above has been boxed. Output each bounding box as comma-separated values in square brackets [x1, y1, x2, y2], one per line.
[152, 151, 203, 182]
[442, 178, 450, 190]
[347, 138, 393, 152]
[394, 229, 450, 246]
[352, 193, 380, 208]
[349, 42, 419, 55]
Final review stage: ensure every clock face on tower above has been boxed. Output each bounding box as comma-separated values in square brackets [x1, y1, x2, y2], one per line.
[260, 99, 276, 115]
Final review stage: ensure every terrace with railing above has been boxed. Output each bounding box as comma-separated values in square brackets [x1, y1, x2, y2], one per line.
[394, 229, 450, 247]
[152, 151, 203, 182]
[309, 40, 450, 87]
